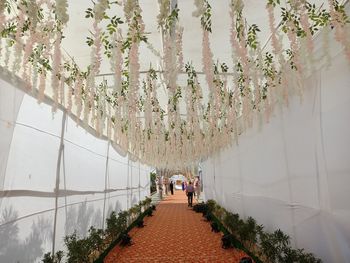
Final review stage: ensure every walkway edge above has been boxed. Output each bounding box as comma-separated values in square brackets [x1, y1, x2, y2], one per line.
[94, 206, 153, 263]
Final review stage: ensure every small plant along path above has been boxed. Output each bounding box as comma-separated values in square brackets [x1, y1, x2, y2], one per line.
[104, 190, 248, 263]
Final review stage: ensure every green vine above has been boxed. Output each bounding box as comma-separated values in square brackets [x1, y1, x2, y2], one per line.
[201, 0, 212, 32]
[164, 4, 179, 33]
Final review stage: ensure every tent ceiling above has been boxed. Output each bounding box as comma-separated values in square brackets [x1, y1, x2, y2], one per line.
[62, 0, 322, 72]
[0, 0, 348, 169]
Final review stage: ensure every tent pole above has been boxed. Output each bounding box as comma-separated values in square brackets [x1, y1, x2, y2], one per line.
[131, 159, 133, 206]
[62, 129, 68, 232]
[102, 141, 110, 230]
[127, 155, 130, 210]
[52, 111, 67, 256]
[138, 162, 141, 203]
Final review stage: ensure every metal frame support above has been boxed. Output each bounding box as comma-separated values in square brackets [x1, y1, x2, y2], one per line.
[102, 141, 110, 230]
[52, 111, 67, 256]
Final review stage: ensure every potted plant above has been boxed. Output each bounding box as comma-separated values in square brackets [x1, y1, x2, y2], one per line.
[105, 211, 119, 241]
[259, 229, 290, 263]
[120, 232, 132, 246]
[64, 232, 91, 263]
[136, 218, 144, 228]
[223, 212, 240, 235]
[222, 233, 233, 249]
[145, 208, 153, 217]
[237, 217, 259, 250]
[87, 226, 104, 260]
[41, 251, 63, 263]
[210, 221, 220, 232]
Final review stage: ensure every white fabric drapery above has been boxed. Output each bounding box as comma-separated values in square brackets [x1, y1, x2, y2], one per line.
[0, 76, 151, 262]
[201, 29, 350, 263]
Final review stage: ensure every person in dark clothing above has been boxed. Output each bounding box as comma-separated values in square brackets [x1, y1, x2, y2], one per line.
[186, 181, 194, 207]
[169, 181, 174, 195]
[181, 181, 185, 191]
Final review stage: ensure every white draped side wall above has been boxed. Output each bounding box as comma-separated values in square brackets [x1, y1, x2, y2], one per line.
[201, 32, 350, 262]
[0, 79, 151, 262]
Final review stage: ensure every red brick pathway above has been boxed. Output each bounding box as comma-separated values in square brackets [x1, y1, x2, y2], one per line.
[105, 190, 248, 263]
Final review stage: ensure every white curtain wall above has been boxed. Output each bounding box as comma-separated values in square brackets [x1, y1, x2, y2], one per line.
[201, 26, 350, 263]
[0, 77, 151, 262]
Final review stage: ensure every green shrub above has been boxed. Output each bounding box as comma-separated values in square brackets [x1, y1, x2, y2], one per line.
[237, 217, 259, 245]
[41, 251, 63, 263]
[64, 232, 91, 263]
[259, 229, 290, 263]
[282, 247, 301, 263]
[136, 218, 144, 228]
[221, 233, 233, 249]
[87, 226, 104, 256]
[145, 208, 153, 217]
[206, 199, 216, 213]
[210, 221, 220, 232]
[120, 233, 132, 246]
[223, 212, 240, 234]
[203, 199, 321, 263]
[116, 211, 129, 233]
[105, 211, 119, 241]
[204, 211, 213, 222]
[193, 202, 208, 213]
[296, 249, 322, 263]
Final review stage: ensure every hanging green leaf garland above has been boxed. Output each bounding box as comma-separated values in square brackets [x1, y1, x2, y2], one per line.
[0, 0, 349, 169]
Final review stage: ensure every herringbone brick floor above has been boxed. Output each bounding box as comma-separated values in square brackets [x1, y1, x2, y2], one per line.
[105, 191, 248, 263]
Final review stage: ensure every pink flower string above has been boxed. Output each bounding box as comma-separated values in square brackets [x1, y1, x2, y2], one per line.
[37, 72, 46, 103]
[128, 41, 140, 107]
[12, 8, 25, 74]
[0, 14, 7, 56]
[300, 5, 314, 54]
[328, 0, 350, 64]
[176, 26, 184, 71]
[112, 31, 123, 94]
[51, 32, 62, 113]
[319, 24, 332, 68]
[286, 21, 304, 100]
[202, 29, 214, 92]
[66, 81, 73, 113]
[267, 4, 282, 55]
[74, 75, 83, 119]
[22, 34, 36, 90]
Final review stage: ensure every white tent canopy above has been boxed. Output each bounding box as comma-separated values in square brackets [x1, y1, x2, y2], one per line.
[0, 0, 350, 262]
[202, 34, 350, 262]
[0, 73, 151, 261]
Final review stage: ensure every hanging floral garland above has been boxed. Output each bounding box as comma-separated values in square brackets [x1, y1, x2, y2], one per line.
[0, 0, 349, 170]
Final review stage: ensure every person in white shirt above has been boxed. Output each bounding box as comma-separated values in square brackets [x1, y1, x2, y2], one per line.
[194, 176, 201, 201]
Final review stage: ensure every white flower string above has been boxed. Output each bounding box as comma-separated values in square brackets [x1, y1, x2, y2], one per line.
[22, 34, 34, 90]
[74, 74, 83, 120]
[0, 0, 349, 170]
[202, 30, 214, 91]
[51, 32, 62, 113]
[55, 0, 69, 25]
[12, 4, 24, 75]
[328, 0, 350, 64]
[110, 31, 123, 94]
[176, 26, 184, 71]
[157, 0, 170, 28]
[322, 25, 332, 69]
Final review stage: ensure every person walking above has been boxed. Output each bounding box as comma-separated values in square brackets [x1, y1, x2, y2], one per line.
[164, 177, 168, 195]
[169, 180, 174, 195]
[186, 182, 195, 207]
[194, 176, 201, 201]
